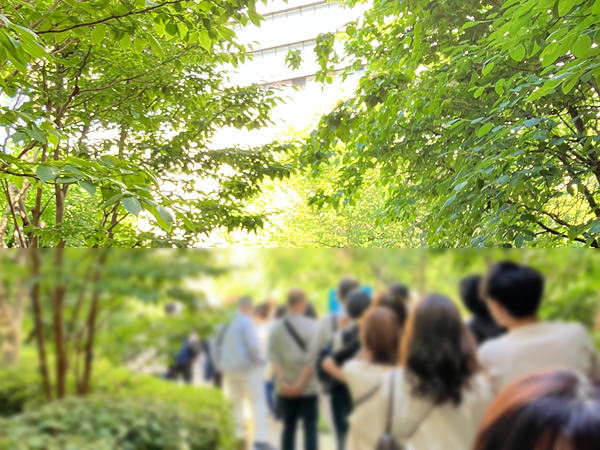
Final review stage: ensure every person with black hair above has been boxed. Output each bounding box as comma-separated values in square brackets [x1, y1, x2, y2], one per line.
[164, 302, 200, 384]
[322, 288, 372, 450]
[459, 275, 505, 345]
[474, 370, 600, 450]
[387, 283, 411, 308]
[314, 277, 360, 448]
[479, 261, 600, 393]
[383, 294, 492, 449]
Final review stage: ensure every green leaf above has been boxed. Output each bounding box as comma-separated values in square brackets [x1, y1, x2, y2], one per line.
[509, 45, 526, 62]
[515, 234, 524, 248]
[133, 36, 147, 53]
[26, 127, 46, 143]
[482, 62, 495, 76]
[147, 34, 163, 58]
[561, 74, 579, 94]
[198, 31, 211, 51]
[122, 197, 142, 216]
[150, 205, 173, 230]
[593, 0, 600, 14]
[558, 0, 577, 16]
[79, 181, 96, 196]
[119, 33, 131, 51]
[523, 118, 540, 127]
[36, 165, 59, 183]
[571, 34, 591, 59]
[477, 123, 494, 138]
[454, 181, 468, 191]
[91, 24, 106, 45]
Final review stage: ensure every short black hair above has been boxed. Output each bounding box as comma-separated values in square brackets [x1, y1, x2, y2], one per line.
[338, 277, 360, 303]
[346, 289, 372, 320]
[388, 283, 410, 303]
[460, 275, 491, 319]
[484, 262, 544, 318]
[304, 302, 318, 319]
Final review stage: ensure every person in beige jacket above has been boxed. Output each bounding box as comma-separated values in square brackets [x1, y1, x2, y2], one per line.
[478, 261, 600, 393]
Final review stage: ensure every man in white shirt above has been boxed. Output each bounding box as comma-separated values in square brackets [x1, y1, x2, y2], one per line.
[479, 261, 600, 393]
[217, 297, 274, 450]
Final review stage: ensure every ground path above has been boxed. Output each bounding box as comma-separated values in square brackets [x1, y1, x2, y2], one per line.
[265, 416, 336, 450]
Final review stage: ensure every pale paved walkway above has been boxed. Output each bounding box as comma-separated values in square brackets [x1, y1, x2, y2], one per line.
[266, 416, 336, 450]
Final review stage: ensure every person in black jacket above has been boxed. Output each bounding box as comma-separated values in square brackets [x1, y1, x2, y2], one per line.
[322, 289, 372, 450]
[460, 275, 505, 345]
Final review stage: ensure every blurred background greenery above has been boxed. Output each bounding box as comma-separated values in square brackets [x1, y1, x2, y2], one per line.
[0, 249, 598, 449]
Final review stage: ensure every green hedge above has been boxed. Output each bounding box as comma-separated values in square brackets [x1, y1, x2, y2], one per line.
[0, 355, 235, 450]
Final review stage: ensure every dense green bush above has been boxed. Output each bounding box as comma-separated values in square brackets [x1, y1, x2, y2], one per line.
[0, 395, 231, 450]
[0, 353, 44, 417]
[0, 355, 235, 449]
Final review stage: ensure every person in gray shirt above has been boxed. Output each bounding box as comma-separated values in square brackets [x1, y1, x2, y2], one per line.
[268, 288, 320, 450]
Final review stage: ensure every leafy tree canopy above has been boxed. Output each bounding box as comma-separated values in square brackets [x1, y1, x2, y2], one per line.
[1, 0, 290, 248]
[301, 0, 600, 247]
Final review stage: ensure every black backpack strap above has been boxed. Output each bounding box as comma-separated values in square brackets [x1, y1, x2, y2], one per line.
[353, 382, 381, 409]
[284, 318, 307, 352]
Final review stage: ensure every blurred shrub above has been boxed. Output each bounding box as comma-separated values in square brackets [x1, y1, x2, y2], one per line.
[0, 395, 231, 450]
[0, 355, 234, 449]
[0, 352, 44, 417]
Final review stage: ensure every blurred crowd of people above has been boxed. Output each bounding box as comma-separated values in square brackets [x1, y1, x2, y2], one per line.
[171, 261, 600, 450]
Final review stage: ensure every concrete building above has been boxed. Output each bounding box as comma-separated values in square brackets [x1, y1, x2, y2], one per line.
[212, 0, 369, 148]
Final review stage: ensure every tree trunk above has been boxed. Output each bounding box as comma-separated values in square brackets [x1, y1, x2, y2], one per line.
[0, 251, 27, 365]
[52, 247, 68, 398]
[79, 251, 107, 396]
[30, 247, 53, 401]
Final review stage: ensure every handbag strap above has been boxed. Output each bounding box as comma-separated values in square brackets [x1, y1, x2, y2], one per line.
[284, 318, 307, 352]
[385, 370, 396, 433]
[385, 370, 434, 439]
[353, 382, 381, 409]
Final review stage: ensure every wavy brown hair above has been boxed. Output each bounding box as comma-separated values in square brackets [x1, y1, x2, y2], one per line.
[401, 294, 479, 406]
[474, 370, 600, 450]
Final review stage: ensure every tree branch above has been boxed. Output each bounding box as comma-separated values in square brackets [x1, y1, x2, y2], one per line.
[36, 1, 185, 35]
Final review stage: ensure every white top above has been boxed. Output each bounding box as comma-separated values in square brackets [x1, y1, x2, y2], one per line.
[256, 322, 274, 379]
[479, 321, 600, 393]
[383, 370, 493, 450]
[343, 359, 393, 450]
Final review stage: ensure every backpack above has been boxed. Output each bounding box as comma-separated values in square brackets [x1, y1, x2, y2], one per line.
[376, 370, 432, 450]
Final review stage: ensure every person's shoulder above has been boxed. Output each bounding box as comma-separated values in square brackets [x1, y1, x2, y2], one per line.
[270, 318, 284, 332]
[342, 358, 362, 371]
[295, 314, 318, 330]
[382, 368, 411, 398]
[479, 332, 511, 360]
[548, 321, 592, 340]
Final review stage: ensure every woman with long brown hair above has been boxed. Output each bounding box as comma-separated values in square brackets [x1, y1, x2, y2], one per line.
[473, 370, 600, 450]
[344, 306, 403, 450]
[382, 294, 493, 449]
